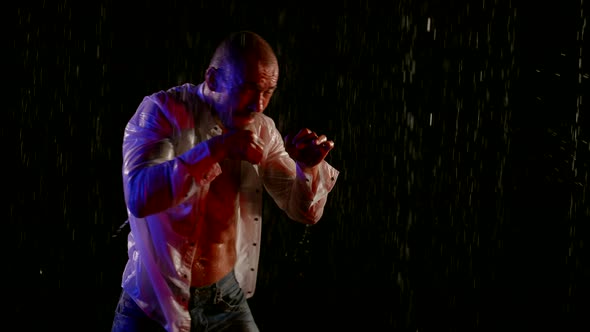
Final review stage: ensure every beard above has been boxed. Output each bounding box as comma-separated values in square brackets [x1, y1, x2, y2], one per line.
[211, 106, 255, 131]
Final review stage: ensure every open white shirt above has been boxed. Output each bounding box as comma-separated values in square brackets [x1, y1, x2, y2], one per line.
[119, 83, 339, 332]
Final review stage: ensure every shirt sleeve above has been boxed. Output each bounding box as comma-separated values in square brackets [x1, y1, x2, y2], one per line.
[122, 94, 221, 218]
[259, 117, 339, 224]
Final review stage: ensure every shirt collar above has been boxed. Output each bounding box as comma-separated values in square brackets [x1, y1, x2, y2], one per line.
[195, 83, 223, 137]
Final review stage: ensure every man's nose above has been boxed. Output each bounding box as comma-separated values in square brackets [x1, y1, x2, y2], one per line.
[248, 92, 264, 113]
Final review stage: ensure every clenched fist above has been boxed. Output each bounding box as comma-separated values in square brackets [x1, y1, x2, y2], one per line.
[209, 129, 265, 165]
[284, 128, 334, 169]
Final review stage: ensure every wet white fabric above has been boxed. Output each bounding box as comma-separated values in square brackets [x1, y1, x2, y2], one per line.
[119, 83, 339, 332]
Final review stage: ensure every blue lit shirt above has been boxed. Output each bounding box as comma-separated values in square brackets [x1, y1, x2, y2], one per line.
[119, 83, 339, 332]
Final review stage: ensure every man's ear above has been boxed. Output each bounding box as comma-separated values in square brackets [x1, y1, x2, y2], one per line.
[205, 67, 221, 92]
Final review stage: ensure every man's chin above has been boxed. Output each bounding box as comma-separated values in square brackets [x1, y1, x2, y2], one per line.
[232, 115, 255, 128]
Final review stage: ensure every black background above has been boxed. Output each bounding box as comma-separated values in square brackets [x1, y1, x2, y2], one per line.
[11, 0, 589, 331]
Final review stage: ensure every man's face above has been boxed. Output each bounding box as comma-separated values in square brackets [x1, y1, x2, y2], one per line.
[216, 58, 279, 130]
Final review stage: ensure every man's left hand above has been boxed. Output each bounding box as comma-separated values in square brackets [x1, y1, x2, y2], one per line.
[284, 128, 335, 169]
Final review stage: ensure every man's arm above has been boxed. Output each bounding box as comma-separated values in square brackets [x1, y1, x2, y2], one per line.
[122, 95, 221, 218]
[259, 117, 339, 224]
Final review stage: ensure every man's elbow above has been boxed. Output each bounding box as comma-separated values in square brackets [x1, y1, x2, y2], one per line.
[288, 207, 324, 225]
[127, 198, 148, 219]
[301, 216, 321, 225]
[125, 185, 151, 219]
[124, 173, 156, 218]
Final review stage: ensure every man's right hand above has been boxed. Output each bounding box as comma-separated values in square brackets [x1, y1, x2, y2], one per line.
[209, 130, 265, 165]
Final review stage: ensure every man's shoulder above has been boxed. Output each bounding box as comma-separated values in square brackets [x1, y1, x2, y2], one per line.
[252, 113, 281, 142]
[144, 83, 200, 109]
[163, 83, 200, 102]
[253, 113, 278, 133]
[165, 83, 199, 95]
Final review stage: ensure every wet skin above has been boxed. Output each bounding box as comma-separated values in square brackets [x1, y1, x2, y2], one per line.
[190, 52, 279, 287]
[190, 44, 334, 287]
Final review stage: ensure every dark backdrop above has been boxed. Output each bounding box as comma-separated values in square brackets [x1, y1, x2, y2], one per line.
[11, 0, 589, 331]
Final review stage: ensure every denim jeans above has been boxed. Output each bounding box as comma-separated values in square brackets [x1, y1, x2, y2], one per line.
[112, 270, 259, 332]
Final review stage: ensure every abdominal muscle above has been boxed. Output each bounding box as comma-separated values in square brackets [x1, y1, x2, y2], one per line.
[191, 240, 237, 287]
[191, 159, 240, 287]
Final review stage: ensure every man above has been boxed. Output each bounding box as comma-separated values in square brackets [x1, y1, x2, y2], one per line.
[111, 31, 339, 332]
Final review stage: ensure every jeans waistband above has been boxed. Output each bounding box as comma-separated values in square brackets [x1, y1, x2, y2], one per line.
[189, 269, 236, 303]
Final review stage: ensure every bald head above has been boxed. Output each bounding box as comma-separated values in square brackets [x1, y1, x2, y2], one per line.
[202, 31, 279, 129]
[210, 31, 278, 73]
